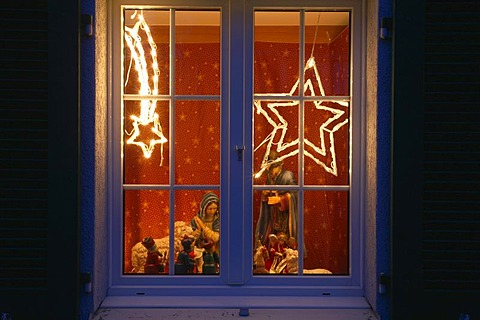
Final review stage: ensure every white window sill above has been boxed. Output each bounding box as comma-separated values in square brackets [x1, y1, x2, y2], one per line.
[92, 308, 378, 320]
[94, 296, 378, 320]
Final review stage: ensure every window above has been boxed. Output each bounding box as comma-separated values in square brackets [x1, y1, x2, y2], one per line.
[111, 0, 363, 293]
[251, 10, 351, 276]
[121, 8, 222, 276]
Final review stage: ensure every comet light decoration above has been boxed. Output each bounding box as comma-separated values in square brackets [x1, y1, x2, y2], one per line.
[124, 10, 168, 164]
[254, 56, 349, 178]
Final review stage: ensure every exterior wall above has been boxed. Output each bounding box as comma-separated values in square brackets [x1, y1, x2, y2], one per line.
[79, 0, 392, 319]
[365, 0, 392, 319]
[365, 0, 379, 315]
[80, 0, 109, 319]
[375, 0, 392, 316]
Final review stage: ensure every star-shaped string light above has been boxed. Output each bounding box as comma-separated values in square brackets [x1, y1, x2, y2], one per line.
[124, 10, 168, 164]
[254, 56, 349, 178]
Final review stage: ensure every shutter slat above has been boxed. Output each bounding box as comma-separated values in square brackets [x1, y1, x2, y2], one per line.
[0, 2, 48, 293]
[423, 0, 480, 293]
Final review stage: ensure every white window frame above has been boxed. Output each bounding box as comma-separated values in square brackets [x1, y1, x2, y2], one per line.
[107, 0, 366, 301]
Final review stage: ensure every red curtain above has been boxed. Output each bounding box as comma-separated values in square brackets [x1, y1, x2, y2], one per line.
[123, 27, 350, 274]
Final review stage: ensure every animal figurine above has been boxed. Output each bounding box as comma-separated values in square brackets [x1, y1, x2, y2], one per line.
[253, 240, 268, 274]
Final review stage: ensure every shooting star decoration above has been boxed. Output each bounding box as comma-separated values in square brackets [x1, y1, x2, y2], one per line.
[124, 11, 168, 164]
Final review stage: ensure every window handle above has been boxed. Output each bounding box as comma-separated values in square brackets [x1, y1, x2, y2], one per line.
[235, 145, 245, 161]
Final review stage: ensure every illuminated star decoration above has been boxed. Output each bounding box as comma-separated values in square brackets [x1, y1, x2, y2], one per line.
[254, 56, 349, 178]
[124, 11, 168, 164]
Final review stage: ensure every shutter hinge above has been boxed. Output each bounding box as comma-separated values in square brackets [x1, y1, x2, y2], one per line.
[81, 14, 94, 37]
[80, 272, 92, 294]
[380, 17, 392, 40]
[378, 272, 390, 294]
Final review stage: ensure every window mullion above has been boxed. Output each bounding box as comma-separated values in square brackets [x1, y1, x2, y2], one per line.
[297, 9, 306, 275]
[167, 8, 176, 275]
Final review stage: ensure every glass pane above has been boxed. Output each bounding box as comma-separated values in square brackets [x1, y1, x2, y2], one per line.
[122, 8, 223, 277]
[252, 10, 351, 277]
[253, 174, 299, 275]
[124, 10, 170, 95]
[305, 11, 350, 96]
[124, 190, 169, 274]
[304, 190, 348, 275]
[304, 100, 349, 185]
[124, 100, 170, 184]
[174, 100, 220, 185]
[254, 11, 300, 95]
[122, 8, 221, 275]
[253, 100, 299, 180]
[175, 11, 221, 95]
[174, 190, 220, 275]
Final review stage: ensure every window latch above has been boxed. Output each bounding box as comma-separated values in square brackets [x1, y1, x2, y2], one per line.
[235, 145, 245, 161]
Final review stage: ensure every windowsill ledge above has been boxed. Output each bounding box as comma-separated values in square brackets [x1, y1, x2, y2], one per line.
[95, 296, 378, 320]
[100, 295, 372, 309]
[93, 307, 377, 320]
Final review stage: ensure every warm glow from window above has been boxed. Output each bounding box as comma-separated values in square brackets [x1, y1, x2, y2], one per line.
[124, 10, 168, 162]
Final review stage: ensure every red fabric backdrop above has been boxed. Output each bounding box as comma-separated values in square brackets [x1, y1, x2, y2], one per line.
[123, 27, 350, 274]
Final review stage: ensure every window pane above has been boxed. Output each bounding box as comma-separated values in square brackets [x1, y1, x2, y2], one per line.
[304, 190, 348, 275]
[174, 100, 220, 185]
[304, 100, 349, 185]
[175, 11, 221, 96]
[125, 189, 170, 274]
[305, 11, 350, 96]
[252, 10, 351, 277]
[253, 99, 300, 180]
[254, 11, 299, 95]
[124, 10, 170, 95]
[174, 190, 220, 275]
[124, 100, 170, 184]
[122, 8, 223, 277]
[253, 187, 299, 275]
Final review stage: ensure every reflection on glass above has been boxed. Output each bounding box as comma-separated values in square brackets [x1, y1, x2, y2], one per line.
[174, 190, 220, 275]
